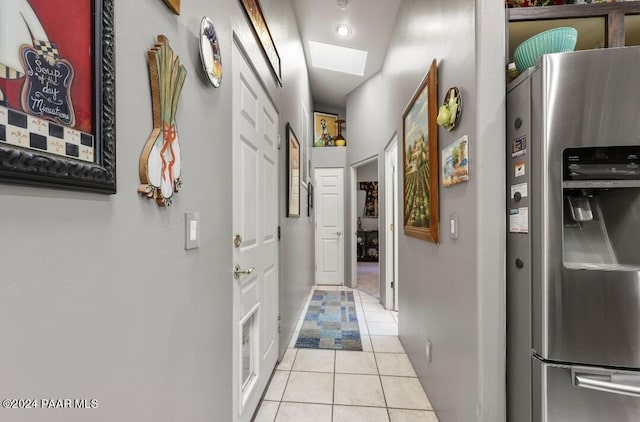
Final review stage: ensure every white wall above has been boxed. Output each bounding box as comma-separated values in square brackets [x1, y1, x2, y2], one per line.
[474, 2, 508, 419]
[0, 0, 313, 421]
[346, 74, 383, 165]
[345, 0, 506, 420]
[345, 74, 384, 291]
[313, 146, 347, 169]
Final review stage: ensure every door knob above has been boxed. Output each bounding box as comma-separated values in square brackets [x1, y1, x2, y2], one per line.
[234, 264, 255, 280]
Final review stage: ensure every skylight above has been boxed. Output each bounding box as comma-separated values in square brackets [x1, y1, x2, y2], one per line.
[308, 41, 368, 76]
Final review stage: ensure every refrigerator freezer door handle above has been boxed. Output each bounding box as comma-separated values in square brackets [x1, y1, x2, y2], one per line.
[573, 370, 640, 398]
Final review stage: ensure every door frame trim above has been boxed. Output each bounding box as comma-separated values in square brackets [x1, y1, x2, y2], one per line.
[384, 135, 399, 310]
[349, 155, 379, 291]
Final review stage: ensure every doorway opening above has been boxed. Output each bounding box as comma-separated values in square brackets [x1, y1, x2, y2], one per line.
[353, 158, 380, 299]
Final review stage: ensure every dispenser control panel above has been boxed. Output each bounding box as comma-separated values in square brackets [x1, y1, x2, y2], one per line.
[563, 146, 640, 181]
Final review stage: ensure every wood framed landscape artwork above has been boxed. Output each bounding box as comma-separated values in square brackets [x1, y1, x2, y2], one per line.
[0, 0, 116, 193]
[402, 59, 439, 243]
[286, 123, 300, 217]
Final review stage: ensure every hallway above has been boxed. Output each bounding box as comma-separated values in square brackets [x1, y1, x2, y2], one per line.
[254, 287, 438, 422]
[0, 2, 509, 421]
[356, 262, 380, 300]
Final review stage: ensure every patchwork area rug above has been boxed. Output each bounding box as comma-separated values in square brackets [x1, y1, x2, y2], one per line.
[295, 290, 362, 351]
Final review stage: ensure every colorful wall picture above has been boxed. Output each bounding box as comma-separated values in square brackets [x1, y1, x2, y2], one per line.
[359, 181, 379, 218]
[286, 123, 300, 217]
[313, 111, 338, 147]
[0, 0, 116, 193]
[301, 102, 309, 183]
[402, 59, 439, 243]
[442, 135, 469, 187]
[138, 35, 187, 207]
[239, 0, 282, 85]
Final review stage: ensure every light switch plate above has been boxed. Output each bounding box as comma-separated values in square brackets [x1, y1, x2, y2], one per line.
[449, 212, 459, 239]
[185, 211, 199, 250]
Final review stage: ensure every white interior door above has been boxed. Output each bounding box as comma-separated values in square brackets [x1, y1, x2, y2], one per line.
[232, 42, 279, 422]
[314, 168, 345, 285]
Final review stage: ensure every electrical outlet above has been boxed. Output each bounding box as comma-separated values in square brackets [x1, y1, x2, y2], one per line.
[426, 339, 432, 363]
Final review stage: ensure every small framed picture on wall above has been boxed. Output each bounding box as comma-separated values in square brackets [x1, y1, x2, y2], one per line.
[313, 111, 338, 147]
[286, 123, 301, 217]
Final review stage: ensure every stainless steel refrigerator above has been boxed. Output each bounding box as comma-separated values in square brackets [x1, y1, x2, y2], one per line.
[507, 47, 640, 422]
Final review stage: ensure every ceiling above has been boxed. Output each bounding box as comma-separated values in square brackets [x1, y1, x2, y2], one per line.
[292, 0, 402, 109]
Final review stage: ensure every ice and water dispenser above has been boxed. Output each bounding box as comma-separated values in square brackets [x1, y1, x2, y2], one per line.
[555, 145, 640, 371]
[562, 146, 640, 271]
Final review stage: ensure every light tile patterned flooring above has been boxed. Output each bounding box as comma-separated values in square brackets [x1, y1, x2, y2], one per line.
[254, 286, 439, 422]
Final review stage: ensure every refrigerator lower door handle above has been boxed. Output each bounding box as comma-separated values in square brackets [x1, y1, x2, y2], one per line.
[572, 368, 640, 398]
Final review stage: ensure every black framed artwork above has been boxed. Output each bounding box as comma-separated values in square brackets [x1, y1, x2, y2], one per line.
[307, 181, 313, 217]
[286, 123, 300, 217]
[0, 0, 116, 193]
[359, 181, 378, 218]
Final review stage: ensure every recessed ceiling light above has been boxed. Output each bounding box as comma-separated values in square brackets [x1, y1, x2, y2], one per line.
[308, 40, 368, 76]
[336, 24, 352, 38]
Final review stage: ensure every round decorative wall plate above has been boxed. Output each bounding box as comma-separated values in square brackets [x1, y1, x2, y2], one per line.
[437, 86, 462, 131]
[199, 17, 222, 87]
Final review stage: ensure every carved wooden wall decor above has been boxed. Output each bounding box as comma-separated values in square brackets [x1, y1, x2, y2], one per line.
[138, 35, 187, 207]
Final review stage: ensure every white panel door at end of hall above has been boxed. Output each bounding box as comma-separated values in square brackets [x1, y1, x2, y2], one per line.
[232, 42, 279, 422]
[314, 168, 345, 285]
